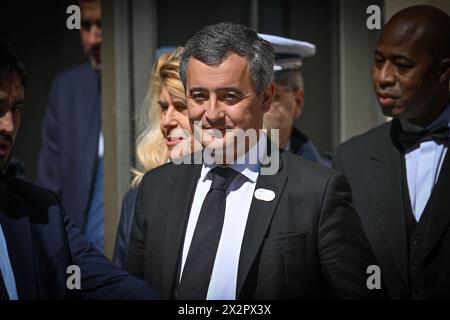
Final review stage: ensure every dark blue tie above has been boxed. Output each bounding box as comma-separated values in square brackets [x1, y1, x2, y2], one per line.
[176, 166, 239, 300]
[0, 271, 9, 300]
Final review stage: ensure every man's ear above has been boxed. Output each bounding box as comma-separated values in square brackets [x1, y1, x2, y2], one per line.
[262, 82, 276, 113]
[439, 57, 450, 83]
[293, 88, 305, 119]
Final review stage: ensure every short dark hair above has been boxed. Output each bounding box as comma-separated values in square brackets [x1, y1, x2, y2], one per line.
[0, 41, 28, 85]
[179, 22, 274, 94]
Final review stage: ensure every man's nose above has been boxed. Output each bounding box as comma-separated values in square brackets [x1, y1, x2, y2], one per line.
[87, 24, 102, 44]
[0, 110, 14, 133]
[204, 97, 224, 123]
[377, 62, 395, 88]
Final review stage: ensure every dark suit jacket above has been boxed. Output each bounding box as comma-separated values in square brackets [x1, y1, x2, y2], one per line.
[113, 188, 138, 269]
[36, 62, 101, 231]
[127, 148, 381, 299]
[333, 120, 450, 299]
[0, 173, 158, 299]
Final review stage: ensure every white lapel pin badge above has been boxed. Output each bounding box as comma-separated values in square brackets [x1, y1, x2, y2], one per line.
[254, 188, 275, 202]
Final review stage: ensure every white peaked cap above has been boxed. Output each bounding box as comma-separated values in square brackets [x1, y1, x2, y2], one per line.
[258, 33, 316, 71]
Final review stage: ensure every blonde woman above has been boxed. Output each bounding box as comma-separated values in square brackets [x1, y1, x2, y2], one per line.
[113, 47, 192, 268]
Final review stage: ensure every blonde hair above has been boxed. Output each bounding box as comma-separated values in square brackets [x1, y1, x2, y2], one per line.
[131, 47, 185, 187]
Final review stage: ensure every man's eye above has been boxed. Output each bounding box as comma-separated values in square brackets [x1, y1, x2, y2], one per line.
[374, 56, 384, 65]
[81, 21, 92, 31]
[221, 92, 241, 104]
[396, 63, 413, 70]
[190, 93, 207, 103]
[12, 105, 23, 113]
[81, 20, 101, 31]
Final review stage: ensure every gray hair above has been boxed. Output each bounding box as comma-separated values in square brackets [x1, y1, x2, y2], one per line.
[179, 22, 274, 95]
[274, 69, 304, 91]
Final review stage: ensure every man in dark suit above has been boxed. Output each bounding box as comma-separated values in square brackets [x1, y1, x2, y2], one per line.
[260, 34, 330, 166]
[37, 0, 104, 251]
[0, 40, 158, 300]
[333, 6, 450, 299]
[127, 22, 380, 300]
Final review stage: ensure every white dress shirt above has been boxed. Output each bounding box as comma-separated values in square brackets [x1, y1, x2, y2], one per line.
[179, 135, 267, 300]
[401, 103, 450, 222]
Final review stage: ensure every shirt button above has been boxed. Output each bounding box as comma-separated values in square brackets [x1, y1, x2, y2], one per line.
[412, 235, 421, 246]
[411, 261, 419, 271]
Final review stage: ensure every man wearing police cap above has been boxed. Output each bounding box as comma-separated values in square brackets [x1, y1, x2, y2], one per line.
[260, 34, 330, 166]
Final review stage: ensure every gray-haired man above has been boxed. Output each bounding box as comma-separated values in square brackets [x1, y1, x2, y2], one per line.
[127, 22, 381, 300]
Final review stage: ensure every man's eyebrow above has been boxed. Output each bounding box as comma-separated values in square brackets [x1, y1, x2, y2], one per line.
[390, 54, 415, 62]
[216, 87, 243, 92]
[374, 50, 414, 62]
[188, 87, 205, 92]
[188, 86, 244, 93]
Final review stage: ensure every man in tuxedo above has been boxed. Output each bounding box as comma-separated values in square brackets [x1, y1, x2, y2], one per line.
[127, 22, 380, 300]
[0, 41, 158, 300]
[333, 6, 450, 299]
[37, 0, 104, 251]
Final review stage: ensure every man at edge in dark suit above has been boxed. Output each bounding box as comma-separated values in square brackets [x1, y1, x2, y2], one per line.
[0, 40, 158, 300]
[333, 6, 450, 299]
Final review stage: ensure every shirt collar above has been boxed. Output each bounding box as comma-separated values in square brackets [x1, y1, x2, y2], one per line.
[200, 133, 267, 184]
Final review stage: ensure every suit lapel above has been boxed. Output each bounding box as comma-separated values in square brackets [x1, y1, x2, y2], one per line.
[236, 153, 287, 298]
[0, 179, 38, 299]
[160, 164, 202, 298]
[423, 148, 450, 258]
[363, 121, 408, 287]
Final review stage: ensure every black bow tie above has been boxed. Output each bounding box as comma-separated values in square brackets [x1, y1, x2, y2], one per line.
[398, 122, 450, 152]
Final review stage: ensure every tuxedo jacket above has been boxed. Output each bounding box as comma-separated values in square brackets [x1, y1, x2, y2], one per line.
[0, 173, 158, 299]
[36, 62, 101, 231]
[333, 120, 450, 299]
[127, 149, 381, 299]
